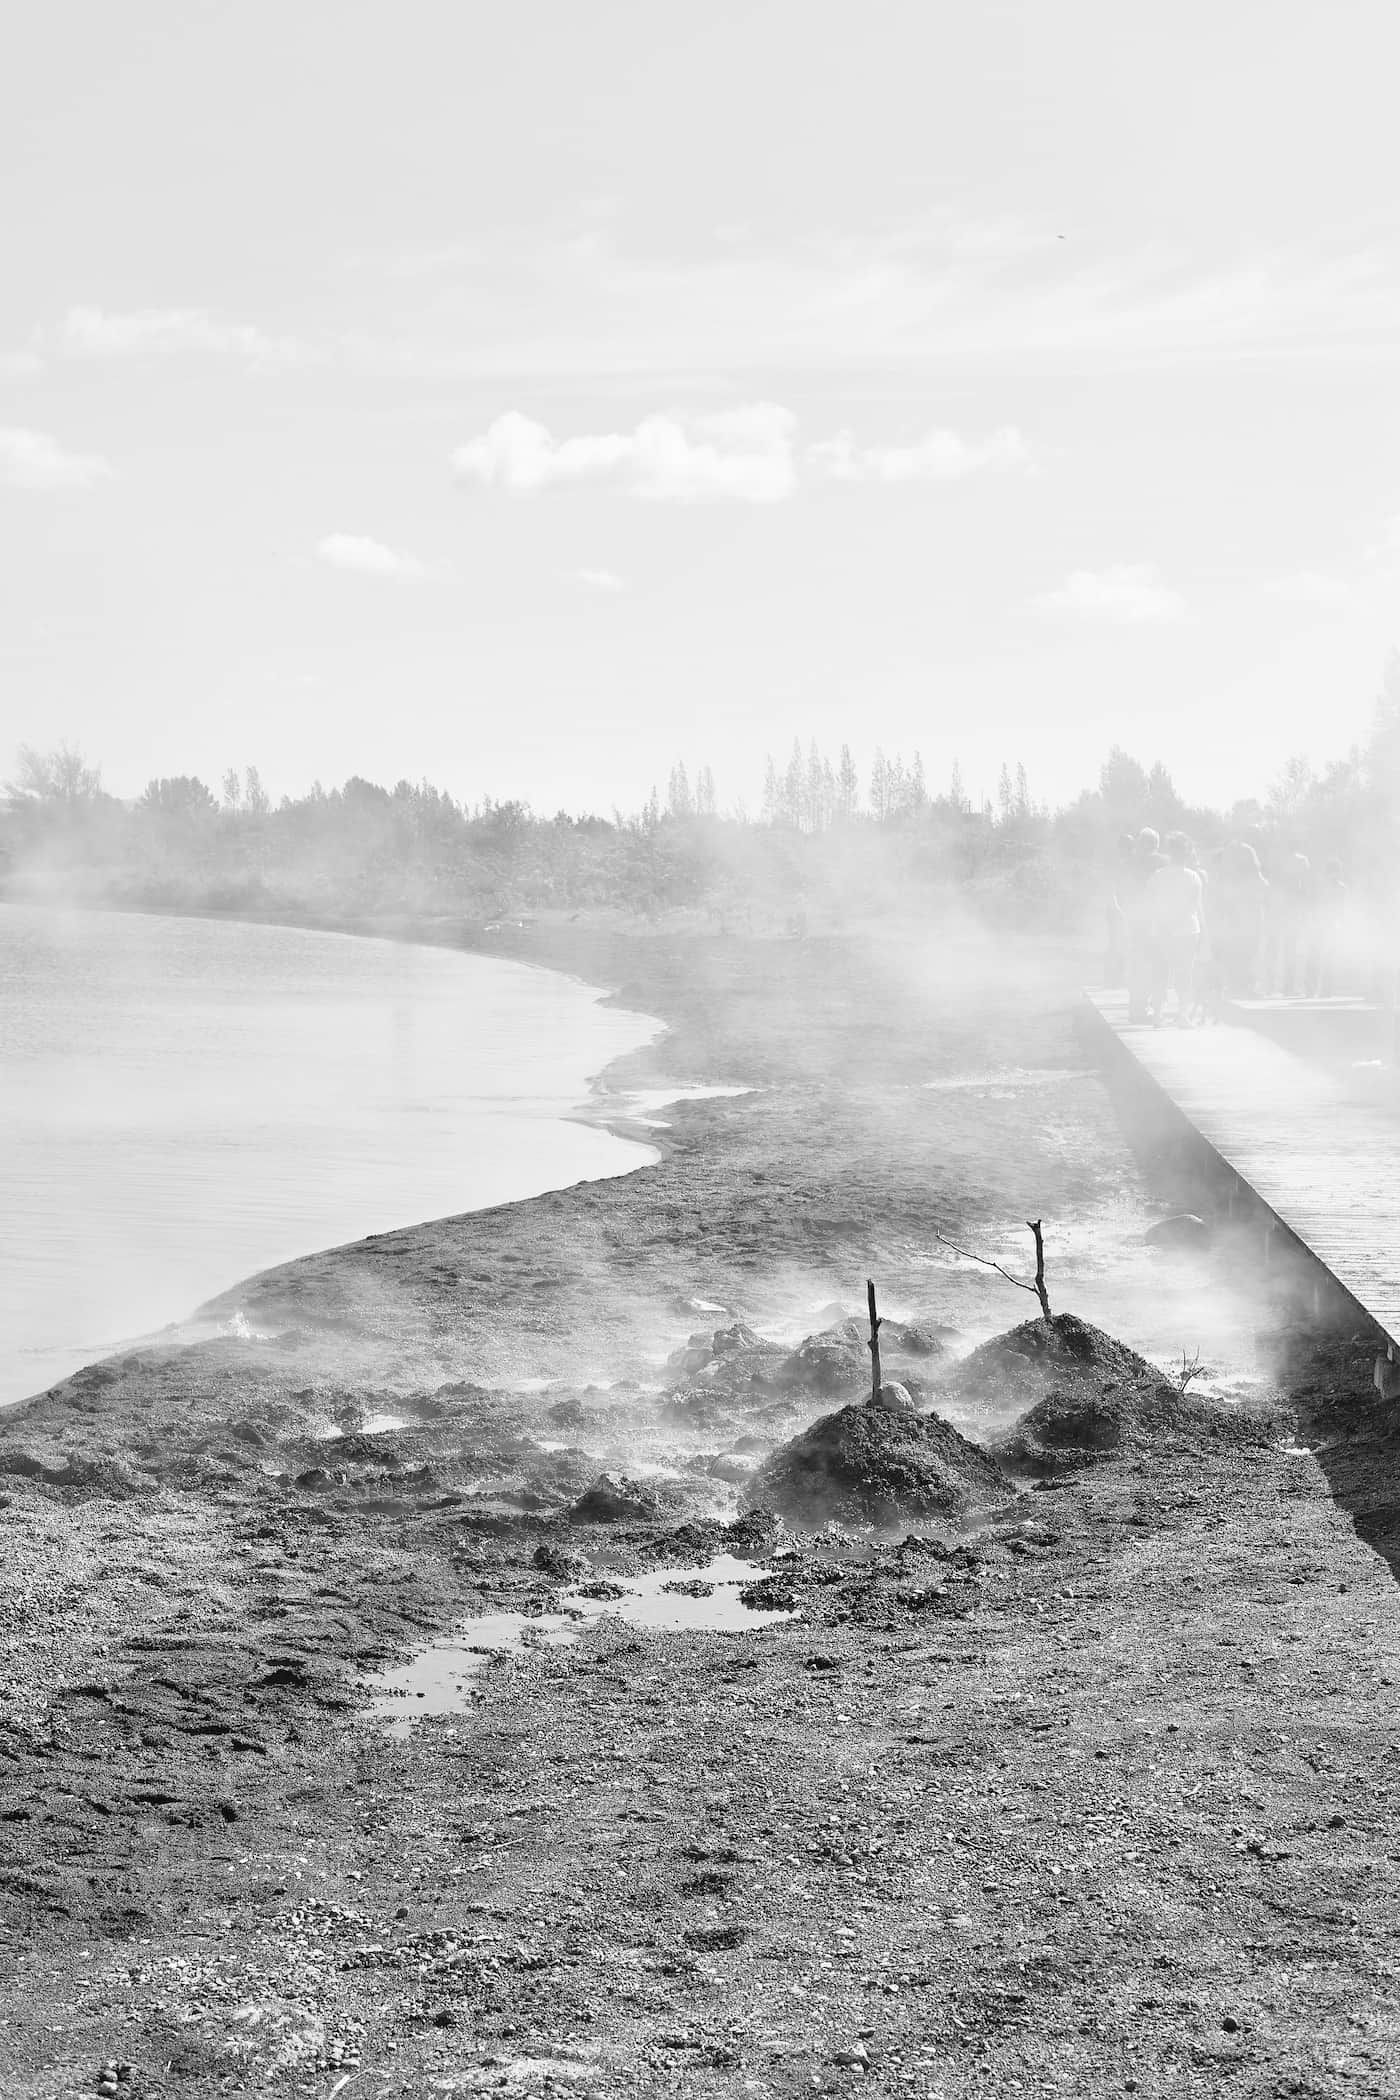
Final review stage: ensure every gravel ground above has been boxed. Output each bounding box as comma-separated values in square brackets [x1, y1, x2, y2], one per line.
[3, 919, 1399, 2099]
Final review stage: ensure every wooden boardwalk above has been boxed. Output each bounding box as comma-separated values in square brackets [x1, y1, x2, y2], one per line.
[1085, 991, 1400, 1352]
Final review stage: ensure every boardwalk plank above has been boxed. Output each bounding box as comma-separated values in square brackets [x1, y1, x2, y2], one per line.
[1086, 992, 1400, 1345]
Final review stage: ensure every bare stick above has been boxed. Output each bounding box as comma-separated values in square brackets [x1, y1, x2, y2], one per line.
[866, 1278, 883, 1404]
[1026, 1219, 1051, 1320]
[932, 1223, 1053, 1323]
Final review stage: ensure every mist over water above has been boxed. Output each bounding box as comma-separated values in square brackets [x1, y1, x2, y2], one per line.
[0, 904, 659, 1407]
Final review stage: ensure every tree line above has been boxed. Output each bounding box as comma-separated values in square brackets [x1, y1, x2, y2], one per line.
[4, 653, 1398, 930]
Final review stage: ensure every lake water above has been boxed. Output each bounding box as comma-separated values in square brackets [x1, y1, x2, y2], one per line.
[0, 905, 660, 1408]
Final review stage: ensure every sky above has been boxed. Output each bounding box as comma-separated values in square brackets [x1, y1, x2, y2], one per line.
[3, 0, 1399, 816]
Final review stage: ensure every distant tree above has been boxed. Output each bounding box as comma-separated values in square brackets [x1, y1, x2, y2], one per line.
[948, 758, 968, 812]
[870, 749, 890, 822]
[1098, 746, 1150, 816]
[836, 744, 860, 821]
[761, 756, 782, 825]
[783, 739, 804, 830]
[1264, 755, 1315, 821]
[997, 763, 1014, 821]
[695, 764, 717, 817]
[1014, 762, 1032, 819]
[5, 741, 103, 806]
[910, 750, 928, 810]
[220, 767, 242, 812]
[667, 760, 694, 819]
[140, 775, 217, 818]
[243, 766, 270, 816]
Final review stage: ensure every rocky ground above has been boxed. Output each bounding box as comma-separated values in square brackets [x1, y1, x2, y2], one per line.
[3, 918, 1400, 2098]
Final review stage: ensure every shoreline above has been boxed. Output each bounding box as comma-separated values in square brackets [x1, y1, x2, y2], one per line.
[3, 913, 1400, 2097]
[0, 899, 676, 1411]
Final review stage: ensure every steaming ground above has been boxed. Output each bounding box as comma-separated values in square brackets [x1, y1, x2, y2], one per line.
[2, 918, 1400, 2097]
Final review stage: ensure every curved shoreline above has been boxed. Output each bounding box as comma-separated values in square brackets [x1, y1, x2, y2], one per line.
[0, 901, 675, 1409]
[4, 917, 1400, 2098]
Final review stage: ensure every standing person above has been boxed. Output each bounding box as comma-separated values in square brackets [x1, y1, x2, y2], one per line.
[1123, 827, 1167, 1022]
[1306, 858, 1348, 996]
[1146, 832, 1204, 1025]
[1213, 840, 1269, 1000]
[1269, 851, 1313, 995]
[1104, 834, 1135, 984]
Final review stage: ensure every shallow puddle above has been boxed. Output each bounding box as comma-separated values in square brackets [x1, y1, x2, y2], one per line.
[568, 1554, 794, 1633]
[366, 1556, 794, 1736]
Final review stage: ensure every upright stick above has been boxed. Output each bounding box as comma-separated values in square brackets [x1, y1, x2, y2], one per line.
[1026, 1219, 1051, 1320]
[866, 1278, 883, 1404]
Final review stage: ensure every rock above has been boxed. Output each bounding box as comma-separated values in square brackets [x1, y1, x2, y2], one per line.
[1144, 1212, 1212, 1249]
[666, 1322, 766, 1377]
[228, 1419, 266, 1446]
[832, 2044, 870, 2068]
[873, 1381, 916, 1413]
[532, 1542, 592, 1581]
[737, 1575, 796, 1612]
[568, 1472, 664, 1523]
[707, 1452, 759, 1484]
[774, 1328, 871, 1396]
[655, 1517, 726, 1559]
[723, 1506, 786, 1554]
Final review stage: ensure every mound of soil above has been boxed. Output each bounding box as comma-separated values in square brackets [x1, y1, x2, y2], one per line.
[745, 1385, 1012, 1531]
[567, 1472, 670, 1523]
[946, 1313, 1266, 1473]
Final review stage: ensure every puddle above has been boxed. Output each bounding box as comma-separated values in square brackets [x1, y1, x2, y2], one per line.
[366, 1557, 794, 1736]
[361, 1411, 408, 1434]
[370, 1615, 579, 1735]
[568, 1555, 794, 1632]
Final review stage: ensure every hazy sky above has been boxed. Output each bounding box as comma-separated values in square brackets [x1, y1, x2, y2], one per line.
[4, 1, 1399, 814]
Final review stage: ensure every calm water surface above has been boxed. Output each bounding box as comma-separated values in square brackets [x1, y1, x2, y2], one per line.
[0, 906, 659, 1407]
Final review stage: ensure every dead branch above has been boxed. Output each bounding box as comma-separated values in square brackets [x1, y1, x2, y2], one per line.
[1027, 1219, 1052, 1321]
[866, 1278, 883, 1405]
[932, 1222, 1054, 1323]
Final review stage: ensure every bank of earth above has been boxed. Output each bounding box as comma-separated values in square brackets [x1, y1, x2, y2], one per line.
[2, 917, 1399, 2098]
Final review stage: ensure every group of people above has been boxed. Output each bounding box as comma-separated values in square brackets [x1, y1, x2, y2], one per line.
[1107, 828, 1350, 1026]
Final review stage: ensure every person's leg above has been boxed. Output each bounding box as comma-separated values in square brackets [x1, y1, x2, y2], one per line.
[1149, 937, 1170, 1024]
[1127, 927, 1151, 1020]
[1171, 935, 1197, 1021]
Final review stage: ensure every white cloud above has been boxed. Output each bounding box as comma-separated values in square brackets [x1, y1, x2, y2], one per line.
[807, 424, 1030, 482]
[574, 567, 627, 592]
[1032, 563, 1186, 624]
[316, 533, 431, 579]
[453, 404, 798, 504]
[58, 305, 306, 368]
[0, 349, 43, 381]
[0, 425, 111, 491]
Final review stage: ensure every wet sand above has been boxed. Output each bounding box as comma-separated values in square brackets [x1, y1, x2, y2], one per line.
[2, 915, 1399, 2097]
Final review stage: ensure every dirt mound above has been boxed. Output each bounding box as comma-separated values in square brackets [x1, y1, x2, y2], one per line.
[568, 1472, 672, 1523]
[945, 1314, 1261, 1473]
[745, 1386, 1012, 1531]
